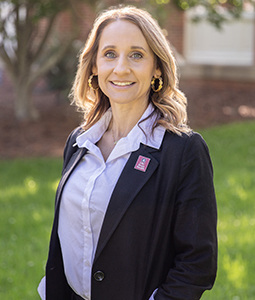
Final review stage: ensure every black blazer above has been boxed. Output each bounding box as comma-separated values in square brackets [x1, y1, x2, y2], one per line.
[45, 127, 217, 300]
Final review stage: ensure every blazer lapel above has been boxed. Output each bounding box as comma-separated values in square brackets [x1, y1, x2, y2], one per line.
[55, 147, 87, 209]
[94, 144, 159, 261]
[50, 147, 88, 254]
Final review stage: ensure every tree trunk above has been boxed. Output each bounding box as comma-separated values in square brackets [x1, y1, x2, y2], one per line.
[13, 80, 39, 121]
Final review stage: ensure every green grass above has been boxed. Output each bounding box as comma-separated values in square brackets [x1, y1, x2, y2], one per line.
[201, 121, 255, 300]
[0, 158, 62, 299]
[0, 121, 255, 299]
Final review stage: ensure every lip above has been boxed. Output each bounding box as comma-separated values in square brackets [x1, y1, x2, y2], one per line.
[110, 81, 135, 88]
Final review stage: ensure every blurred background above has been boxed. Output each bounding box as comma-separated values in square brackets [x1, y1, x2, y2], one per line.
[0, 0, 255, 299]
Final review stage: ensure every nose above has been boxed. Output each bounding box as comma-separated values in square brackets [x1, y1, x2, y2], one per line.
[113, 55, 130, 75]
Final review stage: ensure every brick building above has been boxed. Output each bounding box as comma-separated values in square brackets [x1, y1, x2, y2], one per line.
[57, 2, 255, 82]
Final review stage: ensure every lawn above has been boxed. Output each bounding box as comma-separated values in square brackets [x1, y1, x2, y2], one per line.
[0, 121, 255, 299]
[0, 158, 62, 299]
[201, 121, 255, 300]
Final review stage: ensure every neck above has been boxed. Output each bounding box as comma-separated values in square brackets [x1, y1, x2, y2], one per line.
[109, 102, 149, 143]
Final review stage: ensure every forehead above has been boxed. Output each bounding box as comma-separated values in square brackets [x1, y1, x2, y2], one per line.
[98, 20, 151, 50]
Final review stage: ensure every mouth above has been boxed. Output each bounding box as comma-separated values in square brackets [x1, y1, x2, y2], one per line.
[111, 81, 135, 87]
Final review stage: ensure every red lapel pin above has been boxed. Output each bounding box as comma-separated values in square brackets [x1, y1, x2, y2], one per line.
[134, 155, 151, 172]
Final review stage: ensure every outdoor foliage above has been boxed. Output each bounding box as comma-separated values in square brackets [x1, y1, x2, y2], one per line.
[1, 0, 254, 120]
[0, 0, 93, 120]
[0, 121, 255, 299]
[173, 0, 255, 28]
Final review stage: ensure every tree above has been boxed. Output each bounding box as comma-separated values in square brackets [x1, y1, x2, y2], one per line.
[0, 0, 94, 120]
[0, 0, 253, 120]
[173, 0, 255, 29]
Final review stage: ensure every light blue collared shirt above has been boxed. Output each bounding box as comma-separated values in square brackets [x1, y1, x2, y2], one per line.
[38, 103, 165, 300]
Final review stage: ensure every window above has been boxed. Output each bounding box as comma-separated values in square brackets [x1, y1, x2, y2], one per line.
[184, 9, 254, 66]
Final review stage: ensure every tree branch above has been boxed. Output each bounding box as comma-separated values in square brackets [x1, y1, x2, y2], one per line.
[0, 45, 15, 77]
[28, 35, 75, 86]
[25, 4, 38, 57]
[14, 4, 20, 63]
[28, 1, 81, 85]
[32, 14, 57, 63]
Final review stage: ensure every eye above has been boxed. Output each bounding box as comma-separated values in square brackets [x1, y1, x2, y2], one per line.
[105, 51, 116, 59]
[130, 52, 143, 59]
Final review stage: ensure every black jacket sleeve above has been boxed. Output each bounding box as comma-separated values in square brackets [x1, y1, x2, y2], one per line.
[155, 133, 218, 300]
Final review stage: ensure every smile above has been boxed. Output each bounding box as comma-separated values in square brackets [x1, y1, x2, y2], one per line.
[111, 81, 134, 87]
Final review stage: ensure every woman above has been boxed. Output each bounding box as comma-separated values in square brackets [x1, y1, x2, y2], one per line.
[38, 5, 217, 300]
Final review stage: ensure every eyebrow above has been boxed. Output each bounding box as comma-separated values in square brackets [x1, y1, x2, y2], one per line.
[131, 46, 147, 52]
[102, 45, 116, 51]
[101, 45, 147, 52]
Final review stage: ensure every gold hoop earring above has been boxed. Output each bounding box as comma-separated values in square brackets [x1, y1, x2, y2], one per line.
[151, 76, 163, 92]
[88, 74, 99, 91]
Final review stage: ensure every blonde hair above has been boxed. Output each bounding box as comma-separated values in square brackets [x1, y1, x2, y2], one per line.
[70, 5, 191, 135]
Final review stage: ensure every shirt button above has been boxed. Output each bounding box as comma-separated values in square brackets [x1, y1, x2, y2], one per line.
[85, 260, 90, 266]
[85, 227, 91, 233]
[93, 270, 105, 281]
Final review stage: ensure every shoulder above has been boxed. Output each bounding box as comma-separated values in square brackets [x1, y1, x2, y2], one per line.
[160, 131, 214, 182]
[66, 126, 85, 147]
[162, 130, 208, 152]
[160, 130, 212, 168]
[63, 126, 85, 163]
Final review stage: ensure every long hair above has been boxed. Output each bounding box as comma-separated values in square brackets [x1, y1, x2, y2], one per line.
[70, 5, 191, 135]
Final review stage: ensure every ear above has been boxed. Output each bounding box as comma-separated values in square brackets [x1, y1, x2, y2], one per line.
[92, 65, 98, 75]
[154, 68, 162, 78]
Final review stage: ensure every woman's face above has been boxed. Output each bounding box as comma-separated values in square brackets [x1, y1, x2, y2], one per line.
[94, 20, 161, 109]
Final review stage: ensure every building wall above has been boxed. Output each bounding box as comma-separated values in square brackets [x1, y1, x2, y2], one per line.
[56, 4, 96, 43]
[164, 4, 185, 55]
[181, 9, 255, 81]
[184, 10, 255, 66]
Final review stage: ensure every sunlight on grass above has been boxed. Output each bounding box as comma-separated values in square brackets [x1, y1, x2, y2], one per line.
[51, 179, 60, 191]
[223, 254, 246, 289]
[201, 121, 255, 300]
[24, 176, 38, 193]
[0, 158, 62, 299]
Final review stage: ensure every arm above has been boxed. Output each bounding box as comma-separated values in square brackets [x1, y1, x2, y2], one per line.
[155, 133, 217, 300]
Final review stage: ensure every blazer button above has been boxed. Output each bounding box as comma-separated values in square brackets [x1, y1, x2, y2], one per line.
[93, 270, 105, 281]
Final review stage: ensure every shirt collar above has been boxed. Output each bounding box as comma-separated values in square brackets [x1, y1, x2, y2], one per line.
[76, 103, 165, 151]
[76, 109, 112, 147]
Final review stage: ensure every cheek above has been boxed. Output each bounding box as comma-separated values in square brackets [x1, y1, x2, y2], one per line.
[97, 76, 106, 93]
[97, 63, 111, 79]
[97, 68, 110, 94]
[144, 63, 156, 78]
[97, 68, 107, 87]
[143, 68, 154, 84]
